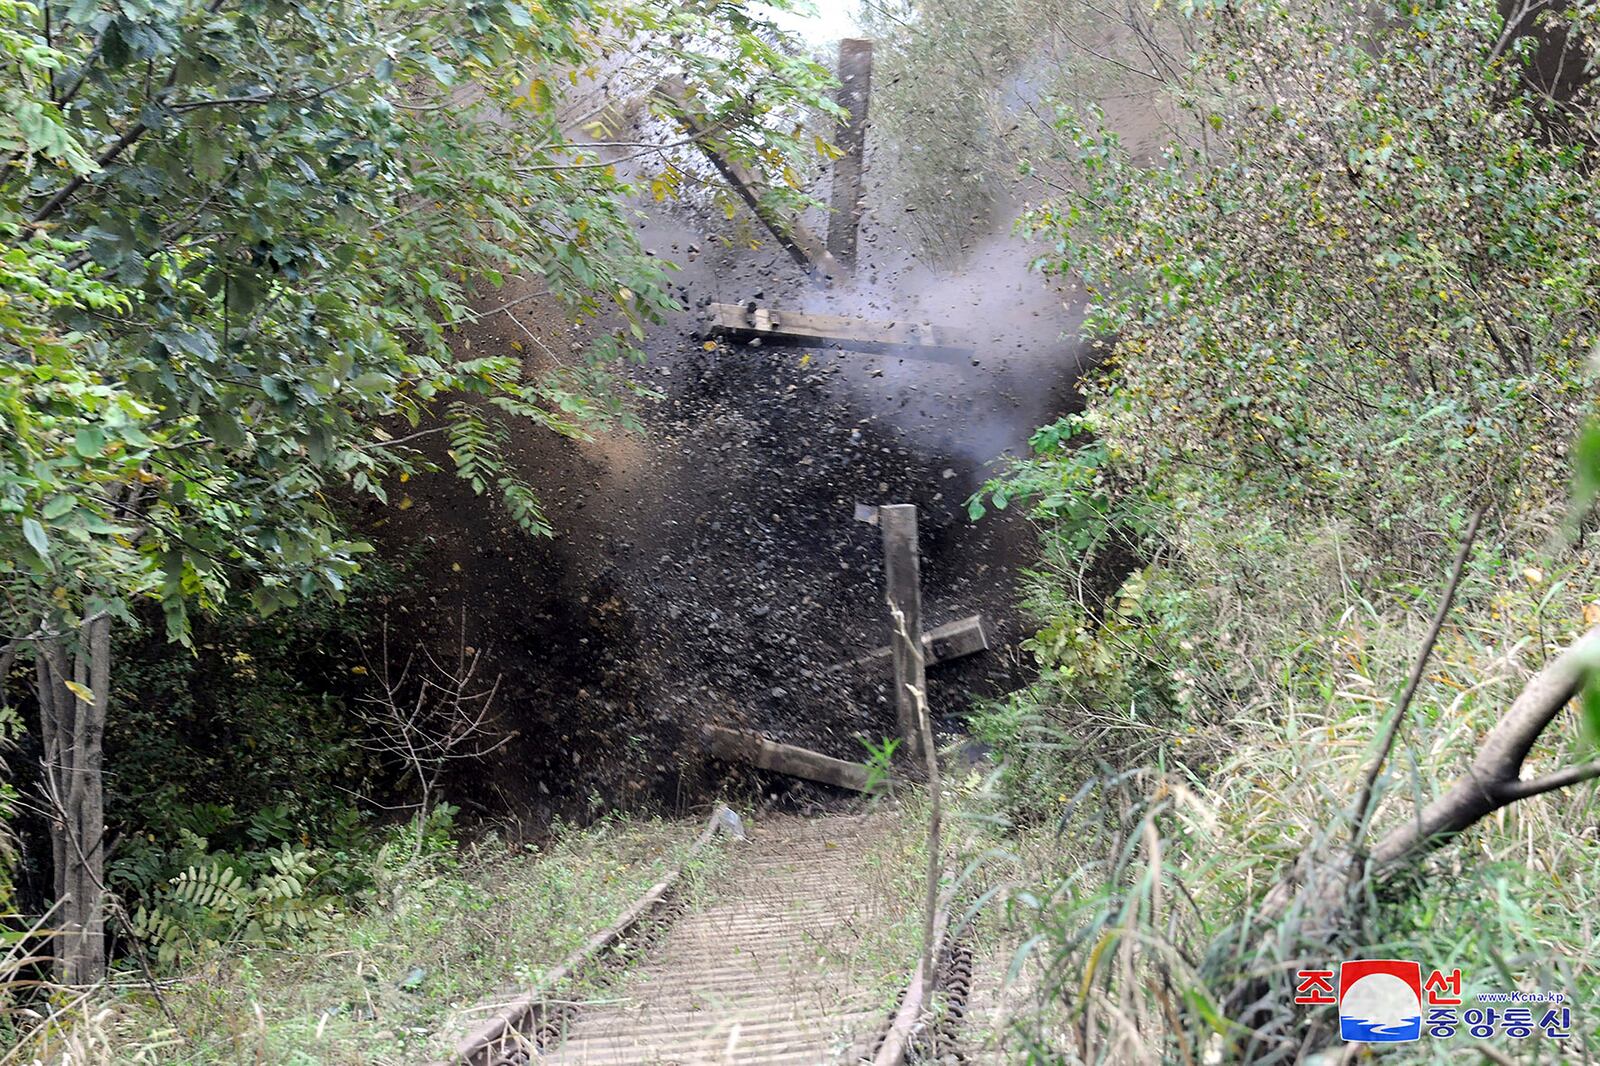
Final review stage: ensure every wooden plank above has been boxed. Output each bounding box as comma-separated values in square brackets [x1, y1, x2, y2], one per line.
[880, 504, 927, 764]
[708, 302, 976, 356]
[927, 614, 989, 663]
[655, 79, 842, 285]
[827, 39, 873, 269]
[826, 614, 988, 674]
[703, 725, 878, 792]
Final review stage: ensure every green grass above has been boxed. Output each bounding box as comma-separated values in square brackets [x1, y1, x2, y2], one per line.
[844, 793, 937, 1013]
[955, 516, 1600, 1063]
[26, 814, 712, 1064]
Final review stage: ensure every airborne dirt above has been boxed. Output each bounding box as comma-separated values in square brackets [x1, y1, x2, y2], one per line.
[365, 101, 1091, 833]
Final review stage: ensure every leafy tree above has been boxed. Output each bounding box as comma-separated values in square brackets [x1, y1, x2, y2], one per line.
[857, 0, 1192, 262]
[1024, 0, 1600, 550]
[1, 0, 835, 981]
[979, 0, 1600, 1056]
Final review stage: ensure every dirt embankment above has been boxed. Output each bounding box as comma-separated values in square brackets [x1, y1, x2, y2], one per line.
[359, 150, 1090, 832]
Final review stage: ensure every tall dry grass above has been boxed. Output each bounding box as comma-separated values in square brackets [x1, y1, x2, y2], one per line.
[970, 501, 1600, 1063]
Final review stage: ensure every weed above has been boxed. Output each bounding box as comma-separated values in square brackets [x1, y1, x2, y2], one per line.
[14, 815, 704, 1064]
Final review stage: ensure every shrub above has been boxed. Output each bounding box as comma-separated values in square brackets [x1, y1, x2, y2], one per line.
[971, 0, 1600, 1058]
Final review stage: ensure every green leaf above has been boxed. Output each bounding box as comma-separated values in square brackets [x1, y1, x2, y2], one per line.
[156, 328, 220, 364]
[1581, 669, 1600, 757]
[350, 372, 393, 396]
[42, 495, 77, 520]
[74, 426, 107, 457]
[13, 100, 98, 174]
[201, 411, 246, 449]
[422, 54, 456, 85]
[21, 518, 50, 559]
[1573, 419, 1600, 519]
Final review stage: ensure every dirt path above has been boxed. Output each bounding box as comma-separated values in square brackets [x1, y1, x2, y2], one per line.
[542, 811, 916, 1065]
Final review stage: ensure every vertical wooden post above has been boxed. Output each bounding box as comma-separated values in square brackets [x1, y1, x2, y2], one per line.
[827, 38, 874, 270]
[880, 504, 927, 763]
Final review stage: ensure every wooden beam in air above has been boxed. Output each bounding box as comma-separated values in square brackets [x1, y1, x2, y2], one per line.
[707, 302, 976, 356]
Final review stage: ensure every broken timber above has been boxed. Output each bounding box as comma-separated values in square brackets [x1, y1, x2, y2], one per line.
[708, 302, 977, 357]
[703, 724, 880, 793]
[827, 39, 873, 269]
[827, 614, 989, 675]
[880, 504, 927, 763]
[655, 79, 843, 285]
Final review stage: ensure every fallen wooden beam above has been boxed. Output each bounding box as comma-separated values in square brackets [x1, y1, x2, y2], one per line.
[707, 302, 976, 356]
[655, 79, 842, 285]
[926, 614, 990, 663]
[703, 725, 879, 792]
[827, 39, 873, 269]
[826, 614, 989, 675]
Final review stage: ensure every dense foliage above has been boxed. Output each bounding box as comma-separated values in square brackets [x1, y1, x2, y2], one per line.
[1, 0, 837, 1006]
[97, 562, 407, 965]
[967, 0, 1600, 1058]
[1026, 0, 1599, 547]
[1, 0, 834, 642]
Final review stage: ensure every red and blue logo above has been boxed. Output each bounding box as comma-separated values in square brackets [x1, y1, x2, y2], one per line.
[1338, 960, 1423, 1042]
[1297, 960, 1569, 1043]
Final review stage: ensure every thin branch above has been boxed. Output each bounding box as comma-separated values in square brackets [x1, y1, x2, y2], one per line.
[357, 426, 450, 452]
[354, 612, 508, 846]
[165, 77, 360, 113]
[1350, 501, 1486, 851]
[513, 110, 741, 174]
[0, 640, 16, 709]
[1492, 760, 1600, 802]
[27, 121, 147, 225]
[444, 288, 553, 326]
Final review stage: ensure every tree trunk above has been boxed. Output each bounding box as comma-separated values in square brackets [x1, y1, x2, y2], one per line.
[34, 614, 111, 985]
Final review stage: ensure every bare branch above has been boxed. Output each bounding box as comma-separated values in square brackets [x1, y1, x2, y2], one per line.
[1350, 501, 1486, 851]
[1492, 760, 1600, 802]
[354, 610, 510, 846]
[1371, 624, 1600, 873]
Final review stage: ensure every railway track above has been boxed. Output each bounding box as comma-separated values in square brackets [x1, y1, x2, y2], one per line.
[446, 807, 1005, 1064]
[542, 812, 910, 1065]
